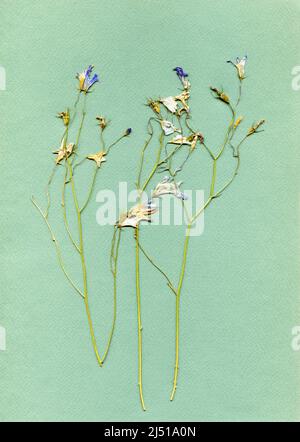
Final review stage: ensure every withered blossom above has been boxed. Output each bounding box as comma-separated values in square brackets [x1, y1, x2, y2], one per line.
[227, 56, 248, 80]
[53, 140, 74, 165]
[96, 116, 108, 130]
[57, 111, 70, 126]
[160, 96, 178, 114]
[152, 176, 188, 200]
[147, 99, 161, 114]
[160, 90, 190, 115]
[160, 120, 181, 136]
[210, 86, 230, 104]
[173, 67, 190, 90]
[77, 65, 99, 93]
[169, 133, 201, 150]
[87, 151, 107, 168]
[247, 119, 266, 136]
[117, 202, 157, 229]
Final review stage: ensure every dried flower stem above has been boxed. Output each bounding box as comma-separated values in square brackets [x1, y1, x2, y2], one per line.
[138, 242, 177, 295]
[169, 83, 252, 401]
[31, 196, 84, 299]
[66, 156, 104, 366]
[135, 226, 146, 411]
[62, 165, 81, 253]
[101, 227, 122, 363]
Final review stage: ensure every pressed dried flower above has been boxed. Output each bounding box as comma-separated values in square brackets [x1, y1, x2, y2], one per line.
[160, 120, 181, 136]
[227, 56, 248, 80]
[152, 176, 188, 200]
[173, 66, 190, 90]
[210, 86, 230, 104]
[147, 99, 161, 114]
[96, 116, 108, 130]
[53, 140, 74, 164]
[169, 133, 200, 150]
[175, 90, 190, 113]
[117, 202, 157, 229]
[57, 111, 70, 126]
[247, 119, 266, 136]
[160, 96, 178, 114]
[87, 151, 107, 168]
[77, 65, 99, 93]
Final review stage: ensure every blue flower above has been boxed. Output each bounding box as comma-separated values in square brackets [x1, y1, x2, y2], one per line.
[125, 128, 132, 136]
[77, 65, 99, 93]
[173, 67, 188, 79]
[173, 67, 190, 89]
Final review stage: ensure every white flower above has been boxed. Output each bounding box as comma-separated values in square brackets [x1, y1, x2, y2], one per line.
[117, 202, 157, 228]
[160, 96, 178, 113]
[168, 134, 197, 150]
[228, 56, 247, 80]
[152, 177, 187, 200]
[160, 120, 181, 136]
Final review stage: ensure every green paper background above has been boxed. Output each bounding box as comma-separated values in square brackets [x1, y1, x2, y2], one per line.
[0, 0, 300, 422]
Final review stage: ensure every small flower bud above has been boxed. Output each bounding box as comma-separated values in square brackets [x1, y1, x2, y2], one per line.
[96, 116, 108, 130]
[57, 111, 70, 126]
[210, 87, 230, 104]
[247, 119, 266, 136]
[125, 128, 132, 136]
[234, 116, 244, 129]
[147, 99, 161, 114]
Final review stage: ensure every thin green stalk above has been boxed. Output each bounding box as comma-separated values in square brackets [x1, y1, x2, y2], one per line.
[62, 165, 81, 253]
[80, 165, 98, 213]
[170, 223, 192, 401]
[216, 106, 235, 160]
[138, 242, 177, 295]
[136, 119, 155, 190]
[45, 164, 57, 219]
[31, 196, 84, 299]
[67, 157, 104, 367]
[202, 143, 216, 161]
[214, 136, 247, 198]
[236, 79, 242, 107]
[100, 129, 106, 151]
[141, 131, 164, 193]
[170, 132, 245, 401]
[135, 227, 146, 411]
[105, 133, 127, 155]
[102, 227, 122, 363]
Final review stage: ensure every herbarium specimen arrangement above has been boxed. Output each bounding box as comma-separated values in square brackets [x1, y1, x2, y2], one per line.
[32, 66, 132, 366]
[114, 56, 265, 410]
[34, 58, 265, 412]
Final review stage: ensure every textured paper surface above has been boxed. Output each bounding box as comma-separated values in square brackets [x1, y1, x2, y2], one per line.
[0, 0, 300, 422]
